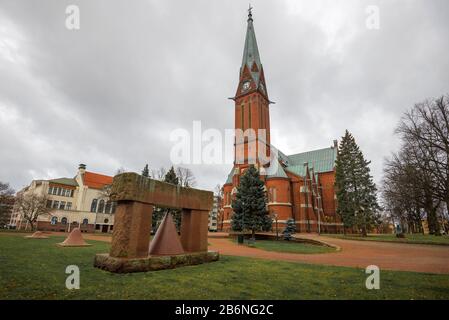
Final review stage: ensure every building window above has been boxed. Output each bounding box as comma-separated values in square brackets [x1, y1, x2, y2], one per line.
[248, 102, 251, 128]
[50, 216, 58, 225]
[48, 186, 53, 195]
[241, 104, 245, 130]
[57, 187, 62, 196]
[59, 201, 66, 210]
[98, 200, 105, 213]
[105, 201, 112, 214]
[61, 217, 67, 225]
[70, 190, 74, 197]
[46, 200, 52, 208]
[111, 202, 117, 213]
[52, 187, 57, 195]
[90, 199, 98, 212]
[64, 189, 70, 197]
[82, 218, 89, 225]
[66, 202, 72, 210]
[52, 201, 59, 209]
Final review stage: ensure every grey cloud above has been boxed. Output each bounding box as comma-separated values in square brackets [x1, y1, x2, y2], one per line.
[0, 0, 448, 192]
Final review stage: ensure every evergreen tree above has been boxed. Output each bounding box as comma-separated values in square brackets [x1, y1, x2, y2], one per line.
[282, 218, 296, 240]
[152, 166, 181, 233]
[142, 164, 150, 177]
[164, 166, 179, 185]
[335, 130, 381, 236]
[231, 165, 269, 240]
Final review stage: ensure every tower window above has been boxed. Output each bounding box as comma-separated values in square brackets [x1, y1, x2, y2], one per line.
[241, 104, 245, 130]
[248, 102, 251, 128]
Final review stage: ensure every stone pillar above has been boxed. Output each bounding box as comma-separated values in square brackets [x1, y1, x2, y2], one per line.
[180, 209, 209, 252]
[110, 201, 153, 258]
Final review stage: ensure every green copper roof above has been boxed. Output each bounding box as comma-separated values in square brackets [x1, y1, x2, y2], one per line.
[267, 161, 288, 179]
[49, 177, 78, 187]
[286, 147, 337, 175]
[241, 10, 262, 85]
[225, 168, 234, 184]
[284, 165, 307, 177]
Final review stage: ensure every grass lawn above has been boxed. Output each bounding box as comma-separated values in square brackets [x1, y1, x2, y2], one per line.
[1, 234, 449, 300]
[325, 233, 449, 246]
[233, 239, 336, 254]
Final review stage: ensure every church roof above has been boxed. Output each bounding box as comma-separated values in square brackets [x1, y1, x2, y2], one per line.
[240, 8, 263, 87]
[225, 168, 234, 184]
[223, 145, 337, 184]
[285, 147, 337, 176]
[266, 160, 288, 179]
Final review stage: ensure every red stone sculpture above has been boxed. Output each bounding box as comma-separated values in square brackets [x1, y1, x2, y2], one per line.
[25, 231, 49, 239]
[58, 228, 91, 247]
[149, 213, 184, 256]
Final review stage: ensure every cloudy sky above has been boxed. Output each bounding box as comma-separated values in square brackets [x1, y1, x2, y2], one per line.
[1, 0, 448, 192]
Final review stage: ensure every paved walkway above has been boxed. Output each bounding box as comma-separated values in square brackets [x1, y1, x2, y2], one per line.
[207, 233, 449, 274]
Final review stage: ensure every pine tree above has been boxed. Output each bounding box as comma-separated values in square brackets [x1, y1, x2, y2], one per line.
[152, 166, 181, 233]
[335, 130, 381, 236]
[282, 218, 296, 240]
[231, 165, 269, 240]
[164, 166, 181, 230]
[142, 164, 150, 177]
[164, 166, 179, 185]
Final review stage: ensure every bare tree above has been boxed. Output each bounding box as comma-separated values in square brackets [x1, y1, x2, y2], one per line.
[115, 167, 126, 175]
[383, 95, 449, 235]
[0, 181, 15, 227]
[395, 95, 449, 234]
[14, 193, 51, 231]
[176, 167, 197, 187]
[152, 167, 167, 181]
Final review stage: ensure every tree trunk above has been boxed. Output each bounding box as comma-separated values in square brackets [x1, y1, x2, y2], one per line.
[251, 229, 255, 241]
[361, 225, 367, 237]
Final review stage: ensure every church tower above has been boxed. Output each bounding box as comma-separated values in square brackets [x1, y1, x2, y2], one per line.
[232, 8, 271, 181]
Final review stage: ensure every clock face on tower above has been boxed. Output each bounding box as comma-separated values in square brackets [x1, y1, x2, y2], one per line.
[241, 81, 251, 92]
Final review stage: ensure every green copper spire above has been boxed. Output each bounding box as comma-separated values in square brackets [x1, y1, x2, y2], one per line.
[241, 5, 262, 79]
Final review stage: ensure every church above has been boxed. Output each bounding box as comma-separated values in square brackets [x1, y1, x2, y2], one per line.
[222, 9, 343, 233]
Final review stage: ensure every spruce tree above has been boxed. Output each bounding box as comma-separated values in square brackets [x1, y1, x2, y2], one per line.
[164, 166, 181, 230]
[152, 166, 181, 233]
[231, 165, 269, 240]
[142, 164, 150, 177]
[282, 218, 296, 240]
[335, 130, 380, 236]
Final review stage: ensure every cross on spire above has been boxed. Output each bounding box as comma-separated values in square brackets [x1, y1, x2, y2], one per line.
[248, 4, 253, 21]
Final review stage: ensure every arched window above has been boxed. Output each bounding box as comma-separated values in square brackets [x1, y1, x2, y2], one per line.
[111, 202, 117, 213]
[82, 218, 89, 225]
[105, 201, 112, 214]
[50, 216, 58, 225]
[98, 200, 105, 213]
[90, 199, 98, 212]
[61, 217, 68, 225]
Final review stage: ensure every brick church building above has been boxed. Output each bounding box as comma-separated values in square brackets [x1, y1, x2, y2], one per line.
[222, 10, 342, 233]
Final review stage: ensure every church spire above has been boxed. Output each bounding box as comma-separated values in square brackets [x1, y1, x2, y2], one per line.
[241, 5, 261, 75]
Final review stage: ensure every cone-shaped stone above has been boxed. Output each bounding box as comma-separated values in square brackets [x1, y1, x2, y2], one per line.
[149, 213, 184, 256]
[58, 228, 91, 247]
[25, 231, 49, 239]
